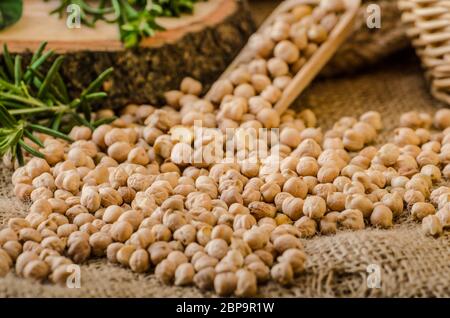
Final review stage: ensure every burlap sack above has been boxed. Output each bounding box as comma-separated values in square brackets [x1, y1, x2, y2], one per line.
[0, 53, 449, 298]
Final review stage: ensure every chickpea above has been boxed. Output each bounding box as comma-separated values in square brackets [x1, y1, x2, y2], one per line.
[421, 215, 443, 237]
[274, 40, 300, 64]
[338, 209, 365, 230]
[307, 24, 328, 43]
[303, 196, 326, 219]
[434, 108, 450, 129]
[370, 204, 393, 228]
[270, 262, 293, 286]
[411, 202, 435, 221]
[267, 58, 289, 77]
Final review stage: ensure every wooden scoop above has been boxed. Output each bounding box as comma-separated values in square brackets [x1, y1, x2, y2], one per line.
[206, 0, 361, 115]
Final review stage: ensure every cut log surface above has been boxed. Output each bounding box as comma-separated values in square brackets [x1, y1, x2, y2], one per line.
[0, 0, 255, 108]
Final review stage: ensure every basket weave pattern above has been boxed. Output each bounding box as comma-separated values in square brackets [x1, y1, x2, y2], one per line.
[399, 0, 450, 105]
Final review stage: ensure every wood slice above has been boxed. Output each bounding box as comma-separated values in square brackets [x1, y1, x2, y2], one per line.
[0, 0, 255, 108]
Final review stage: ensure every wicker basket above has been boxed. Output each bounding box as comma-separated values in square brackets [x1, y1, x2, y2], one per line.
[398, 0, 450, 105]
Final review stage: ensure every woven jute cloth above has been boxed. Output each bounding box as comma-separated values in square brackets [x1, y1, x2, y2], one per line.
[1, 53, 449, 298]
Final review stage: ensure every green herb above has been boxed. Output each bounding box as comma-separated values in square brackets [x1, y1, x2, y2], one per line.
[47, 0, 201, 48]
[0, 42, 114, 165]
[0, 0, 23, 30]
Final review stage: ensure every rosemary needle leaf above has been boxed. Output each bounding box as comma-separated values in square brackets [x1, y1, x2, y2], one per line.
[28, 124, 73, 142]
[30, 41, 48, 64]
[14, 55, 22, 86]
[3, 44, 15, 79]
[37, 55, 65, 98]
[81, 67, 114, 97]
[24, 129, 44, 148]
[18, 139, 44, 158]
[15, 146, 24, 166]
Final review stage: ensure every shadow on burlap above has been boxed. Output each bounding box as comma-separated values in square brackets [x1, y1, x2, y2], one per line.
[0, 53, 449, 298]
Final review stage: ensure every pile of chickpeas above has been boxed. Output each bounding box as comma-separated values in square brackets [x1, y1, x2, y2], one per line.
[1, 0, 450, 296]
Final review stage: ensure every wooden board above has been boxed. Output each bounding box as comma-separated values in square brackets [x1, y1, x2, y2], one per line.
[0, 0, 240, 52]
[0, 0, 255, 108]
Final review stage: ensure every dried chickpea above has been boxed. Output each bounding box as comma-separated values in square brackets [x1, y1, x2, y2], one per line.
[370, 204, 393, 228]
[421, 215, 443, 237]
[411, 202, 435, 221]
[270, 262, 293, 286]
[303, 196, 326, 219]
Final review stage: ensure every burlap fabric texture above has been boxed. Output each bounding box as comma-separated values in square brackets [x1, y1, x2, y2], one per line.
[0, 53, 449, 298]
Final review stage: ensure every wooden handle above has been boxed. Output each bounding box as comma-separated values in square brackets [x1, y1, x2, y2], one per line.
[274, 0, 360, 114]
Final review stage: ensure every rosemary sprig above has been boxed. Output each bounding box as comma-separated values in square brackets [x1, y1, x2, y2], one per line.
[46, 0, 201, 48]
[0, 42, 114, 165]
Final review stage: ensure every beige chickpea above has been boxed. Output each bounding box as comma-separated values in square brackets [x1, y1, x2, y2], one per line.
[294, 139, 322, 159]
[270, 262, 293, 286]
[173, 262, 195, 286]
[326, 192, 346, 212]
[307, 24, 328, 43]
[180, 77, 202, 96]
[26, 157, 51, 179]
[395, 154, 419, 177]
[204, 238, 228, 260]
[256, 108, 280, 129]
[212, 272, 237, 296]
[22, 259, 50, 281]
[280, 197, 303, 221]
[343, 129, 365, 151]
[107, 142, 132, 163]
[411, 202, 435, 221]
[296, 157, 319, 176]
[436, 208, 450, 228]
[80, 186, 101, 213]
[338, 209, 365, 230]
[273, 233, 302, 254]
[89, 232, 113, 256]
[273, 76, 292, 91]
[303, 196, 326, 219]
[434, 108, 450, 129]
[274, 40, 300, 64]
[128, 249, 150, 273]
[261, 85, 282, 104]
[99, 187, 123, 207]
[280, 127, 301, 148]
[421, 164, 441, 183]
[267, 57, 289, 78]
[228, 67, 250, 86]
[233, 269, 257, 297]
[110, 221, 133, 242]
[116, 245, 137, 267]
[269, 21, 290, 41]
[319, 212, 339, 235]
[370, 204, 393, 228]
[67, 238, 91, 263]
[191, 266, 214, 290]
[416, 150, 439, 167]
[248, 33, 275, 58]
[345, 194, 373, 218]
[243, 228, 269, 251]
[421, 215, 443, 237]
[277, 248, 306, 275]
[250, 74, 271, 94]
[282, 177, 307, 199]
[234, 83, 255, 99]
[394, 128, 420, 146]
[380, 192, 403, 217]
[2, 241, 22, 262]
[208, 79, 234, 104]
